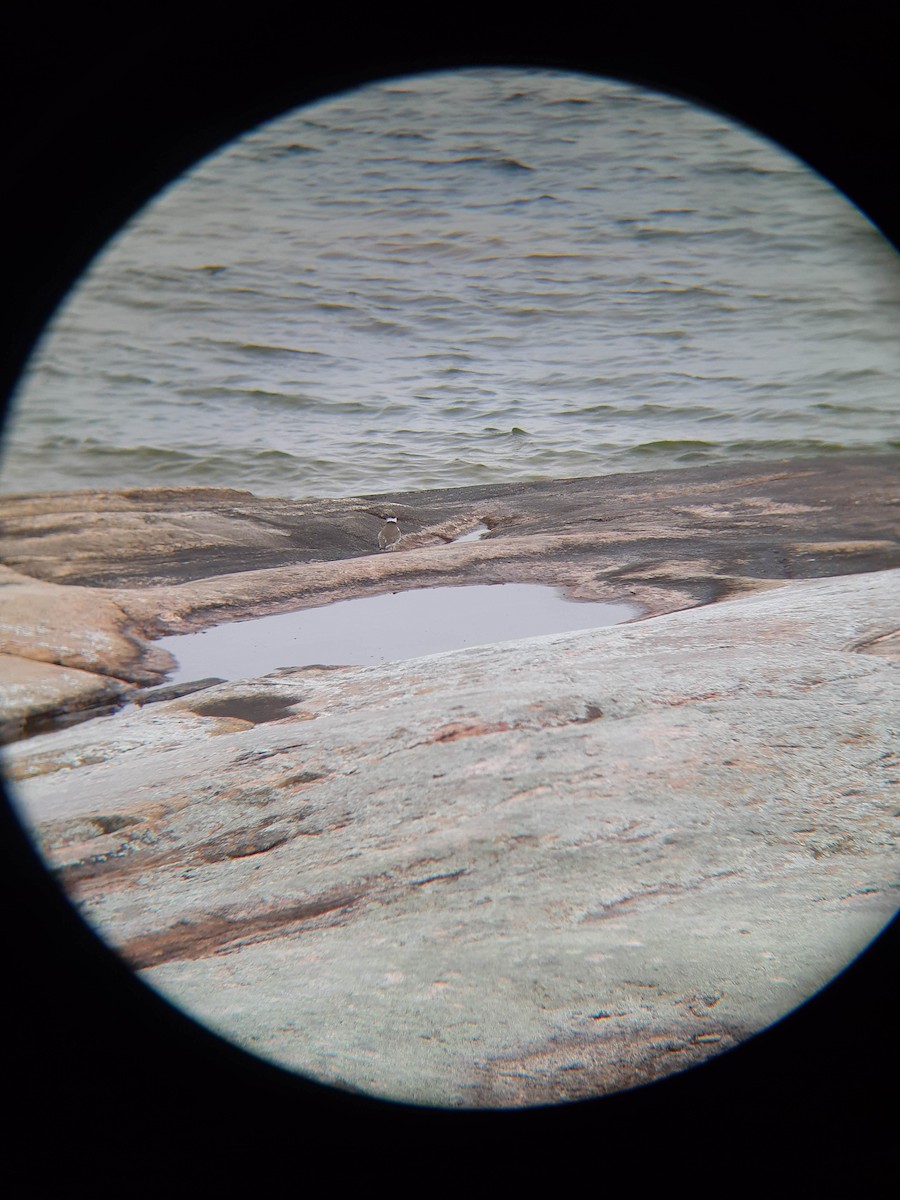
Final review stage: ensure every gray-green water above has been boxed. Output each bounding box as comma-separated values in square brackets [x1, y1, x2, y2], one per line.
[1, 67, 897, 499]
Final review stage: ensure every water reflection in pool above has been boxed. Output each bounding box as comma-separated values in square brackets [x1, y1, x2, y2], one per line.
[156, 583, 640, 684]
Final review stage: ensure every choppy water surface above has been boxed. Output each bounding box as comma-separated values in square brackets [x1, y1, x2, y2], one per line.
[1, 67, 897, 499]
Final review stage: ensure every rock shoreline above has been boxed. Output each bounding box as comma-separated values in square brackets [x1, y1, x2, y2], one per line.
[4, 565, 898, 1107]
[1, 455, 898, 1107]
[0, 454, 898, 739]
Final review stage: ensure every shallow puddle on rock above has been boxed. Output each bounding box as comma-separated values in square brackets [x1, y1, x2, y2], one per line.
[451, 523, 490, 543]
[156, 583, 639, 684]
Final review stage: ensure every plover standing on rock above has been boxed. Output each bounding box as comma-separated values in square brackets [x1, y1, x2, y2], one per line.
[378, 516, 401, 551]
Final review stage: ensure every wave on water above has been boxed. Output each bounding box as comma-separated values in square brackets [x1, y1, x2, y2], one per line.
[623, 436, 900, 466]
[2, 68, 898, 503]
[268, 143, 320, 157]
[176, 385, 322, 406]
[632, 439, 718, 457]
[236, 342, 329, 359]
[719, 437, 895, 457]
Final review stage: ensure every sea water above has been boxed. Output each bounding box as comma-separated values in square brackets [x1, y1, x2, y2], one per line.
[0, 67, 897, 501]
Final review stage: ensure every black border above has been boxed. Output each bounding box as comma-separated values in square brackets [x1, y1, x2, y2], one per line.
[3, 13, 897, 1180]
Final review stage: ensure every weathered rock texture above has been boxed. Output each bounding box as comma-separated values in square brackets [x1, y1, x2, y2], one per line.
[4, 566, 898, 1108]
[1, 455, 898, 738]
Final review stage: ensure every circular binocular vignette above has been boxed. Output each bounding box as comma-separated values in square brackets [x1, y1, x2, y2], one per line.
[2, 59, 898, 1129]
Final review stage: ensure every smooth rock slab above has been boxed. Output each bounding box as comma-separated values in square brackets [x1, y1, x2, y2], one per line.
[3, 568, 899, 1108]
[0, 652, 133, 742]
[2, 456, 898, 733]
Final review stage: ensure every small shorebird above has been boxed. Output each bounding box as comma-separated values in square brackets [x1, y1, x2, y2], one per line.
[378, 516, 401, 551]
